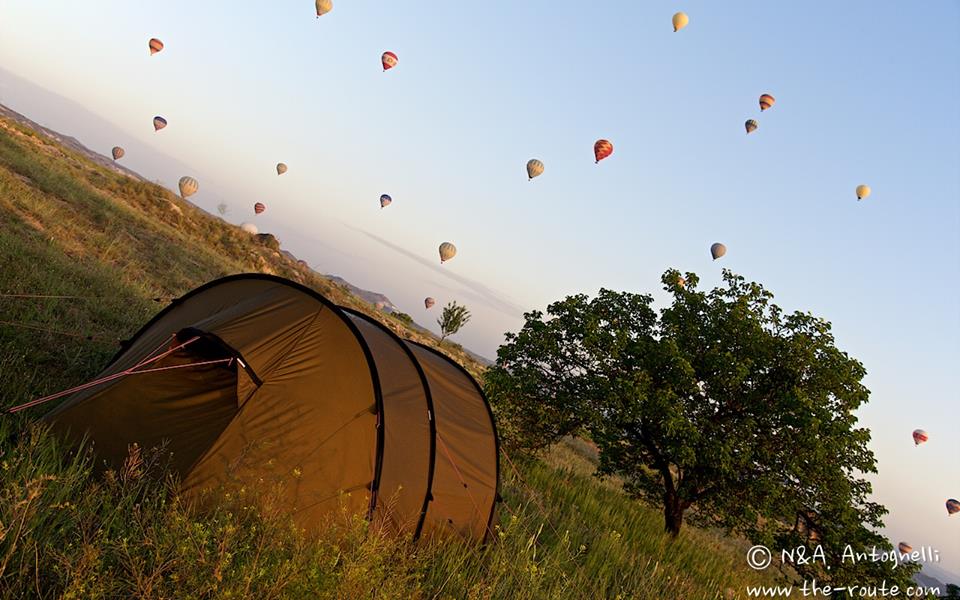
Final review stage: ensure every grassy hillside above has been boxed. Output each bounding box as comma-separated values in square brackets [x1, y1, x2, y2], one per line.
[0, 114, 778, 598]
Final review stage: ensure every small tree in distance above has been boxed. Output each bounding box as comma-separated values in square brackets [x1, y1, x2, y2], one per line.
[438, 301, 470, 344]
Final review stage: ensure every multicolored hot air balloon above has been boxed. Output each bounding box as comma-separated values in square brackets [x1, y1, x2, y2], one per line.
[382, 51, 398, 71]
[153, 116, 168, 132]
[254, 202, 266, 215]
[424, 297, 436, 309]
[149, 38, 164, 55]
[898, 542, 913, 555]
[856, 185, 871, 201]
[240, 222, 258, 234]
[672, 12, 689, 32]
[439, 242, 457, 264]
[745, 119, 758, 134]
[380, 194, 392, 208]
[111, 146, 125, 161]
[178, 176, 198, 199]
[526, 159, 544, 180]
[315, 0, 332, 17]
[947, 499, 960, 515]
[912, 429, 928, 446]
[594, 139, 613, 163]
[276, 163, 288, 175]
[711, 242, 727, 260]
[759, 94, 776, 111]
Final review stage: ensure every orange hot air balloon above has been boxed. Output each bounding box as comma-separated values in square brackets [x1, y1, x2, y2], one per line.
[149, 38, 164, 55]
[897, 542, 913, 555]
[759, 94, 775, 111]
[382, 51, 398, 71]
[254, 202, 266, 215]
[594, 139, 613, 163]
[912, 429, 928, 445]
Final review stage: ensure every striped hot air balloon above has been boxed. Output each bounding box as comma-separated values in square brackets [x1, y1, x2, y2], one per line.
[710, 242, 727, 260]
[149, 38, 164, 55]
[672, 12, 689, 32]
[382, 51, 398, 71]
[745, 119, 758, 134]
[594, 139, 613, 163]
[254, 202, 266, 215]
[526, 159, 544, 180]
[439, 242, 457, 264]
[424, 297, 436, 309]
[153, 116, 168, 131]
[898, 542, 913, 554]
[315, 0, 332, 17]
[947, 499, 960, 515]
[912, 429, 928, 445]
[380, 194, 392, 208]
[759, 94, 776, 111]
[178, 176, 198, 199]
[111, 146, 125, 161]
[276, 163, 288, 175]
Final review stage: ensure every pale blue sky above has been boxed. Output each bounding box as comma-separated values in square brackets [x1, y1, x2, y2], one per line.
[1, 0, 957, 575]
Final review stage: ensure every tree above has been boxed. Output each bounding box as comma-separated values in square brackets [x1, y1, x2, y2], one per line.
[437, 301, 470, 344]
[485, 269, 916, 588]
[944, 584, 960, 600]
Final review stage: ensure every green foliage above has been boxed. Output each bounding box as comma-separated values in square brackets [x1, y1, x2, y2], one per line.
[485, 269, 916, 588]
[393, 312, 414, 326]
[437, 301, 471, 343]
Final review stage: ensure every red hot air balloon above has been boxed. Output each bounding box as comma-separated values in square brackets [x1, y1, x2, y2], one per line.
[594, 139, 613, 163]
[254, 202, 266, 215]
[382, 51, 398, 71]
[912, 429, 928, 446]
[149, 38, 164, 55]
[947, 499, 960, 515]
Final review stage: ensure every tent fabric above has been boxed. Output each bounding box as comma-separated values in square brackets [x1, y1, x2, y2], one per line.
[44, 274, 498, 542]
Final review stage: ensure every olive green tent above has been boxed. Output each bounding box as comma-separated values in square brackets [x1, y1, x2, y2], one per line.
[45, 274, 499, 542]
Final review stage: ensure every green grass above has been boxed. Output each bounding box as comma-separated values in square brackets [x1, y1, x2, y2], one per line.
[0, 115, 779, 598]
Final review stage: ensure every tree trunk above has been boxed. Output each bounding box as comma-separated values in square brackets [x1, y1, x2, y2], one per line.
[663, 496, 685, 537]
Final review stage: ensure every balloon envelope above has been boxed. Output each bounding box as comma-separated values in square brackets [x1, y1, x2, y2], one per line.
[424, 297, 436, 309]
[947, 499, 960, 515]
[745, 119, 758, 134]
[153, 116, 167, 131]
[315, 0, 332, 17]
[439, 242, 457, 263]
[710, 243, 727, 260]
[526, 159, 544, 180]
[276, 163, 288, 175]
[672, 12, 689, 32]
[759, 94, 775, 111]
[897, 542, 913, 554]
[594, 139, 613, 163]
[178, 176, 198, 199]
[912, 429, 928, 445]
[382, 51, 398, 71]
[380, 194, 392, 208]
[254, 202, 266, 215]
[240, 222, 258, 234]
[111, 146, 125, 161]
[149, 38, 164, 55]
[856, 185, 871, 200]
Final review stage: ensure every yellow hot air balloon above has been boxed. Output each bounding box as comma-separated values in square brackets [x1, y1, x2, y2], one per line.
[672, 12, 689, 32]
[276, 163, 288, 175]
[439, 242, 457, 264]
[315, 0, 332, 17]
[526, 159, 544, 180]
[856, 185, 871, 201]
[178, 176, 198, 199]
[677, 276, 686, 288]
[759, 94, 776, 111]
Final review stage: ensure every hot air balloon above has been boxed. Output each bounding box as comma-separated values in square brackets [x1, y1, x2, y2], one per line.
[912, 429, 928, 446]
[111, 146, 125, 161]
[380, 194, 392, 208]
[947, 499, 960, 515]
[439, 242, 457, 264]
[745, 119, 758, 134]
[672, 12, 689, 32]
[677, 276, 686, 288]
[759, 94, 775, 111]
[856, 185, 871, 201]
[898, 542, 913, 555]
[178, 176, 198, 199]
[254, 202, 266, 215]
[424, 297, 436, 309]
[276, 163, 288, 175]
[594, 139, 613, 163]
[153, 116, 168, 132]
[382, 51, 398, 71]
[526, 159, 544, 180]
[240, 222, 258, 234]
[315, 0, 332, 17]
[149, 38, 164, 55]
[710, 243, 726, 260]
